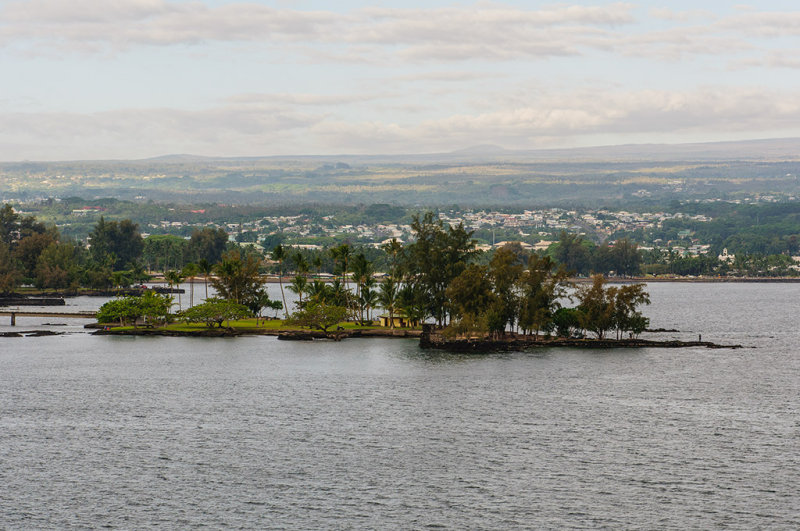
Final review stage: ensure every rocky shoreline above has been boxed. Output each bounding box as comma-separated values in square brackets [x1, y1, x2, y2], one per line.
[419, 333, 743, 352]
[88, 325, 742, 351]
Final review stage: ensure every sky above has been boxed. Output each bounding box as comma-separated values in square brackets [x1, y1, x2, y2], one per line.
[4, 0, 800, 160]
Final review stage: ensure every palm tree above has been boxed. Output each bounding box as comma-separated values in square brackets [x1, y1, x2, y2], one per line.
[182, 263, 198, 308]
[197, 258, 213, 299]
[270, 244, 289, 318]
[331, 243, 351, 290]
[311, 254, 323, 279]
[164, 269, 186, 311]
[381, 238, 404, 281]
[350, 253, 373, 323]
[378, 277, 399, 329]
[293, 251, 309, 278]
[288, 275, 308, 308]
[360, 277, 379, 323]
[307, 279, 330, 304]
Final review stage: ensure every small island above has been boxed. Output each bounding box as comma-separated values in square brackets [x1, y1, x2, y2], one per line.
[87, 213, 742, 351]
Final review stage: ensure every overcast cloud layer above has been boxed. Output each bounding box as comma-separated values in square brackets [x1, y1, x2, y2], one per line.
[3, 0, 800, 160]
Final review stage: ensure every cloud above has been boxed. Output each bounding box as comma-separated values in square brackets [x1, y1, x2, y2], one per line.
[224, 92, 382, 107]
[5, 1, 800, 66]
[719, 11, 800, 37]
[5, 86, 800, 160]
[0, 0, 634, 61]
[649, 8, 714, 22]
[729, 51, 800, 70]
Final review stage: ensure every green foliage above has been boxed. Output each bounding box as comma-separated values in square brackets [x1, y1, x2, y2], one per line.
[0, 240, 21, 293]
[576, 275, 616, 339]
[190, 227, 229, 264]
[442, 313, 488, 339]
[97, 291, 172, 327]
[89, 217, 143, 270]
[576, 275, 650, 339]
[517, 254, 572, 337]
[286, 301, 347, 332]
[404, 212, 478, 326]
[446, 264, 493, 321]
[552, 307, 582, 338]
[211, 249, 263, 305]
[179, 297, 251, 328]
[142, 234, 190, 271]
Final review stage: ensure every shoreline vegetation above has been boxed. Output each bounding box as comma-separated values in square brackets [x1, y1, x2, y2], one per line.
[2, 209, 746, 350]
[85, 321, 742, 350]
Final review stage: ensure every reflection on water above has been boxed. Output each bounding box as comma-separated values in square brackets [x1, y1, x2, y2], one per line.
[1, 283, 799, 529]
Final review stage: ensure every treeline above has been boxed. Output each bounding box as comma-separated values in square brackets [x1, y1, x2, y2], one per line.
[94, 211, 650, 340]
[0, 204, 233, 292]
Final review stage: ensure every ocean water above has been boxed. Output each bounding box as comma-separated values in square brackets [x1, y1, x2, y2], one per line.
[1, 283, 798, 529]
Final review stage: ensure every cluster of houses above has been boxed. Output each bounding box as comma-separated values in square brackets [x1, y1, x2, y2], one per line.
[129, 207, 721, 259]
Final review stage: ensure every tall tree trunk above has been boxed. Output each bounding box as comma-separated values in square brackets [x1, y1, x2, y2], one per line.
[278, 263, 288, 318]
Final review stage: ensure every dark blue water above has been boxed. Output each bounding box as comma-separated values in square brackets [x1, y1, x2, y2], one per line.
[1, 283, 798, 529]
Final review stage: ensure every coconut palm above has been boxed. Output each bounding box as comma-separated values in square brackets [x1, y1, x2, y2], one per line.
[288, 275, 308, 308]
[197, 258, 213, 299]
[164, 269, 185, 311]
[182, 262, 198, 308]
[378, 277, 399, 329]
[270, 244, 289, 318]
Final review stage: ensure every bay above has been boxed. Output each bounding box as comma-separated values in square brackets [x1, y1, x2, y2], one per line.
[1, 283, 798, 529]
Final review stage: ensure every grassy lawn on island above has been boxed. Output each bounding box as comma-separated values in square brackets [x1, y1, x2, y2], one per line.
[103, 319, 397, 332]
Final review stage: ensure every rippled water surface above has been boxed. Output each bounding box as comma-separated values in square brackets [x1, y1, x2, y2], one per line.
[1, 283, 799, 529]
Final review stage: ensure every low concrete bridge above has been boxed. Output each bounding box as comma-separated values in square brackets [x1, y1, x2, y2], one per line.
[0, 310, 97, 326]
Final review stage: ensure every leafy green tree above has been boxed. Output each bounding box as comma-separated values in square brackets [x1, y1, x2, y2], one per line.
[611, 238, 642, 277]
[89, 217, 144, 270]
[286, 301, 347, 332]
[0, 240, 21, 293]
[518, 254, 571, 338]
[552, 307, 583, 338]
[97, 297, 139, 327]
[576, 275, 615, 339]
[97, 292, 171, 328]
[0, 204, 47, 247]
[138, 290, 173, 326]
[404, 212, 477, 326]
[552, 231, 592, 275]
[611, 283, 650, 338]
[179, 297, 251, 328]
[211, 249, 263, 306]
[242, 288, 281, 322]
[142, 234, 189, 272]
[189, 227, 229, 265]
[0, 204, 19, 245]
[446, 264, 493, 321]
[82, 256, 114, 290]
[488, 247, 524, 334]
[34, 241, 83, 290]
[13, 230, 58, 280]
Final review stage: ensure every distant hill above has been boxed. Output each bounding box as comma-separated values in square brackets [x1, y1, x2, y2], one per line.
[137, 137, 800, 165]
[4, 137, 800, 207]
